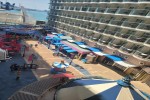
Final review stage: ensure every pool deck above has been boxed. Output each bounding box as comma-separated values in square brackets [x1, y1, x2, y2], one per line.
[23, 40, 150, 95]
[0, 54, 37, 100]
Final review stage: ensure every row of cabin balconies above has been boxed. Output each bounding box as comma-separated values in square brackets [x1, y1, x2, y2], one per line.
[48, 13, 150, 31]
[50, 6, 150, 17]
[50, 0, 150, 3]
[50, 22, 150, 60]
[49, 20, 150, 45]
[54, 24, 150, 60]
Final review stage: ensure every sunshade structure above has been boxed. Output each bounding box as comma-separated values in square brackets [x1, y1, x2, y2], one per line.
[55, 77, 149, 100]
[62, 41, 91, 54]
[53, 62, 69, 68]
[105, 55, 124, 62]
[60, 36, 72, 40]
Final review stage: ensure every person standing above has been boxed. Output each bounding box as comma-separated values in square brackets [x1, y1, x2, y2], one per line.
[16, 68, 21, 80]
[48, 40, 51, 49]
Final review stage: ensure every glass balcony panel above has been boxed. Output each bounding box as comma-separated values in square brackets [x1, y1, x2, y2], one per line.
[116, 9, 131, 14]
[91, 0, 100, 2]
[139, 0, 150, 1]
[120, 46, 134, 53]
[137, 23, 150, 30]
[110, 20, 123, 25]
[123, 0, 138, 2]
[111, 0, 123, 2]
[96, 8, 105, 13]
[131, 9, 149, 16]
[145, 39, 150, 45]
[84, 17, 92, 21]
[105, 8, 118, 14]
[115, 32, 130, 38]
[122, 21, 139, 28]
[128, 35, 146, 43]
[75, 7, 81, 11]
[81, 7, 88, 11]
[100, 18, 111, 24]
[88, 8, 96, 12]
[101, 0, 110, 2]
[96, 29, 105, 33]
[104, 30, 116, 35]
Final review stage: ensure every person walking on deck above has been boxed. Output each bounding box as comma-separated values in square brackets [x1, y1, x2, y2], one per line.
[16, 68, 21, 80]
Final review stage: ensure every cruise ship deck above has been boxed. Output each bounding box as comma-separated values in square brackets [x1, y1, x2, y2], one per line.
[47, 0, 150, 86]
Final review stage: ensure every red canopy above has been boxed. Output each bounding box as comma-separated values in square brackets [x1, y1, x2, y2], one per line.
[52, 73, 75, 78]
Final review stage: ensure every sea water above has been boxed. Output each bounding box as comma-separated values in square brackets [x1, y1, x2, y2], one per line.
[0, 9, 48, 21]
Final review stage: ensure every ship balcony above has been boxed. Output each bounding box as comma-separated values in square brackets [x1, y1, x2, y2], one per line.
[103, 30, 116, 36]
[96, 29, 105, 33]
[88, 7, 96, 12]
[120, 46, 135, 54]
[130, 9, 149, 16]
[139, 0, 150, 2]
[122, 21, 139, 28]
[81, 25, 87, 28]
[100, 0, 110, 2]
[134, 49, 150, 59]
[81, 7, 88, 12]
[137, 23, 150, 30]
[144, 39, 150, 45]
[116, 8, 132, 15]
[84, 17, 92, 21]
[100, 18, 111, 24]
[98, 37, 112, 45]
[96, 8, 106, 13]
[75, 7, 81, 11]
[87, 27, 95, 30]
[91, 34, 102, 41]
[105, 8, 118, 14]
[91, 18, 100, 22]
[128, 35, 147, 43]
[123, 0, 138, 2]
[115, 32, 131, 39]
[109, 20, 123, 26]
[111, 0, 123, 2]
[108, 41, 124, 49]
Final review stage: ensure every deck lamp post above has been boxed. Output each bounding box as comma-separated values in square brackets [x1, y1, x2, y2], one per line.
[22, 45, 26, 57]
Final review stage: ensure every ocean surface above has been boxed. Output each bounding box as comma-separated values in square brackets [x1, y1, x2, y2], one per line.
[0, 9, 48, 21]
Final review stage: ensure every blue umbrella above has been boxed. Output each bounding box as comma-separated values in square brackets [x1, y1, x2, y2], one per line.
[53, 62, 69, 68]
[55, 77, 149, 100]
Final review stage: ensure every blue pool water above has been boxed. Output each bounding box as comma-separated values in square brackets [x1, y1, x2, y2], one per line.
[0, 9, 48, 21]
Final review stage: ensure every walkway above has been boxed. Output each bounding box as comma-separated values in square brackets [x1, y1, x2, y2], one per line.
[0, 54, 37, 100]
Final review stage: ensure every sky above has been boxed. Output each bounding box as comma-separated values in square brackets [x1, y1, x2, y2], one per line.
[0, 0, 50, 10]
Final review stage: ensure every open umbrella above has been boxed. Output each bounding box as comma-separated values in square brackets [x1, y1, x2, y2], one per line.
[55, 77, 149, 100]
[52, 73, 75, 78]
[53, 62, 69, 68]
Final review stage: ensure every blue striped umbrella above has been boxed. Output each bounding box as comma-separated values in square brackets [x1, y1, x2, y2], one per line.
[55, 77, 149, 100]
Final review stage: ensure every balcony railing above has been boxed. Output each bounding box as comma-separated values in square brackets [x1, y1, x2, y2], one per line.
[88, 8, 96, 12]
[134, 51, 150, 59]
[128, 35, 147, 43]
[96, 29, 105, 33]
[145, 39, 150, 45]
[120, 46, 134, 53]
[100, 18, 111, 24]
[122, 21, 139, 28]
[123, 0, 138, 2]
[98, 38, 111, 44]
[108, 42, 123, 48]
[111, 0, 123, 2]
[109, 20, 123, 26]
[103, 30, 116, 35]
[105, 8, 118, 14]
[137, 23, 150, 30]
[116, 8, 131, 15]
[115, 32, 131, 38]
[96, 8, 106, 13]
[130, 9, 149, 16]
